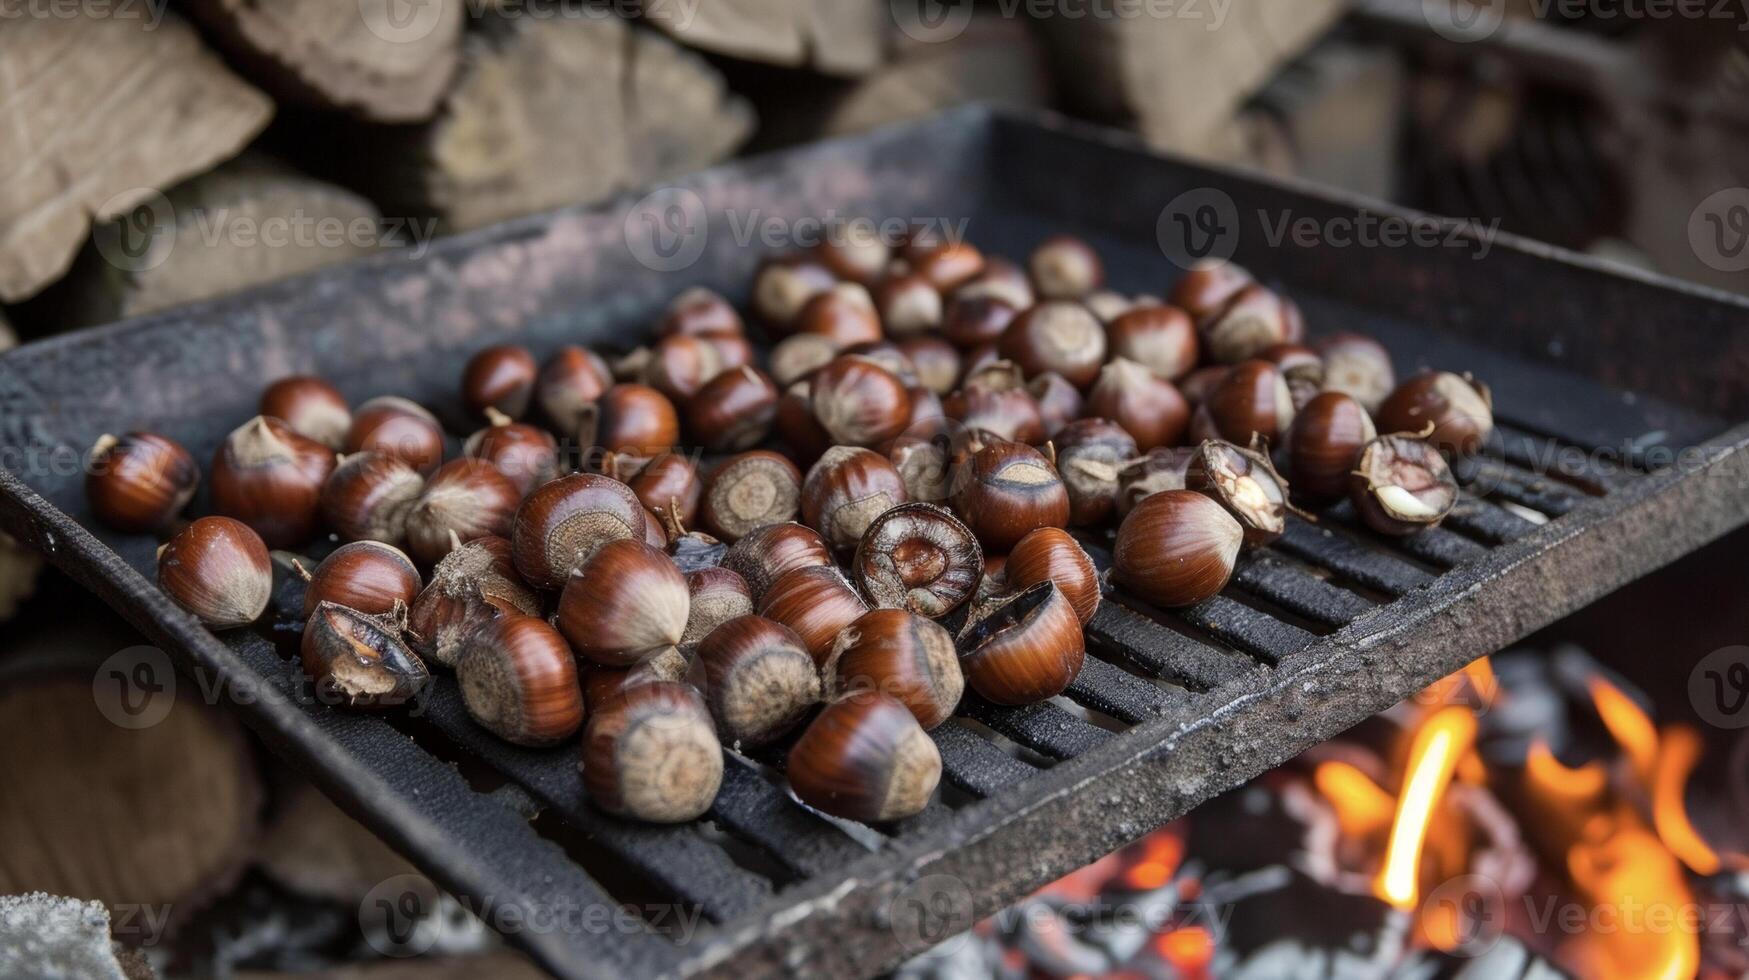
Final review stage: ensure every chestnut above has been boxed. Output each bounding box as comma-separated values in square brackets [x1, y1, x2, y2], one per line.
[404, 458, 520, 565]
[998, 301, 1107, 388]
[795, 283, 882, 347]
[211, 415, 336, 548]
[809, 356, 912, 448]
[1177, 365, 1229, 406]
[1184, 440, 1289, 547]
[758, 564, 869, 668]
[157, 516, 271, 628]
[957, 581, 1085, 705]
[1195, 359, 1296, 446]
[695, 615, 820, 746]
[1375, 372, 1494, 457]
[464, 414, 559, 495]
[886, 432, 956, 505]
[613, 453, 701, 531]
[581, 646, 692, 712]
[301, 601, 430, 709]
[801, 446, 909, 553]
[699, 450, 802, 543]
[659, 287, 743, 337]
[841, 340, 920, 388]
[943, 365, 1046, 446]
[774, 381, 833, 463]
[406, 535, 540, 667]
[456, 614, 583, 746]
[300, 540, 422, 619]
[958, 341, 1000, 380]
[828, 609, 962, 729]
[852, 502, 982, 620]
[580, 384, 680, 456]
[537, 345, 613, 434]
[642, 506, 672, 549]
[907, 385, 945, 429]
[86, 432, 198, 533]
[787, 691, 940, 822]
[952, 257, 1034, 312]
[1313, 332, 1395, 413]
[752, 254, 837, 331]
[953, 441, 1069, 553]
[1201, 284, 1302, 364]
[680, 567, 755, 650]
[896, 336, 961, 395]
[1107, 305, 1198, 381]
[511, 473, 647, 590]
[557, 539, 689, 666]
[461, 344, 538, 419]
[1005, 527, 1100, 625]
[581, 681, 722, 823]
[910, 240, 985, 292]
[1259, 343, 1324, 408]
[873, 273, 942, 337]
[769, 333, 839, 388]
[1168, 259, 1253, 321]
[1028, 235, 1103, 300]
[1054, 419, 1137, 528]
[941, 295, 1019, 350]
[1350, 435, 1459, 536]
[1286, 392, 1377, 502]
[816, 225, 891, 284]
[1111, 490, 1242, 608]
[719, 523, 832, 604]
[1085, 359, 1190, 452]
[1116, 446, 1195, 518]
[260, 375, 350, 449]
[686, 366, 777, 453]
[1028, 372, 1084, 440]
[321, 451, 423, 545]
[641, 334, 732, 403]
[344, 397, 444, 474]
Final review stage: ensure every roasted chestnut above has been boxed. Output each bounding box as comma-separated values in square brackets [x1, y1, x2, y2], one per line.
[456, 614, 583, 746]
[1085, 358, 1190, 452]
[461, 344, 538, 419]
[1169, 259, 1253, 322]
[300, 540, 422, 619]
[1313, 332, 1395, 414]
[1375, 372, 1494, 457]
[211, 415, 336, 548]
[510, 473, 647, 590]
[320, 451, 423, 545]
[828, 609, 963, 729]
[1005, 528, 1100, 625]
[1350, 435, 1459, 535]
[86, 432, 199, 533]
[581, 383, 680, 456]
[1286, 391, 1377, 502]
[536, 345, 613, 434]
[942, 363, 1046, 446]
[680, 567, 755, 649]
[1111, 490, 1242, 608]
[787, 691, 941, 822]
[344, 396, 444, 474]
[695, 614, 820, 747]
[801, 446, 908, 553]
[953, 441, 1069, 553]
[1184, 440, 1289, 547]
[659, 287, 744, 337]
[463, 414, 559, 495]
[808, 356, 912, 448]
[687, 366, 778, 453]
[581, 681, 722, 823]
[157, 516, 271, 629]
[699, 450, 802, 543]
[301, 601, 430, 709]
[719, 522, 834, 602]
[557, 539, 689, 666]
[758, 564, 868, 668]
[853, 502, 982, 619]
[998, 301, 1107, 388]
[794, 283, 882, 347]
[1194, 359, 1296, 446]
[910, 240, 985, 293]
[404, 458, 520, 565]
[1028, 371, 1084, 440]
[260, 375, 350, 449]
[1053, 419, 1137, 528]
[406, 535, 540, 667]
[874, 273, 943, 338]
[1201, 284, 1301, 364]
[1115, 447, 1195, 518]
[957, 581, 1085, 705]
[1106, 305, 1198, 381]
[581, 646, 693, 712]
[896, 336, 961, 395]
[769, 333, 839, 388]
[1028, 235, 1103, 300]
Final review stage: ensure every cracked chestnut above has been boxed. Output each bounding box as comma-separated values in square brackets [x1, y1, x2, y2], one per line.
[1349, 435, 1459, 535]
[957, 580, 1085, 705]
[1375, 371, 1494, 457]
[301, 601, 430, 709]
[852, 502, 982, 620]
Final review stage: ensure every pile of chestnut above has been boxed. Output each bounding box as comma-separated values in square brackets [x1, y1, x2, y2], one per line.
[87, 230, 1495, 826]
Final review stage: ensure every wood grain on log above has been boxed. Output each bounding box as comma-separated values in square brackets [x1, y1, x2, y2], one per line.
[0, 14, 273, 302]
[643, 0, 886, 76]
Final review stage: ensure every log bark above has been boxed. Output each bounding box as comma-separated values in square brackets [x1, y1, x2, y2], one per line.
[0, 13, 273, 302]
[642, 0, 886, 76]
[183, 0, 465, 123]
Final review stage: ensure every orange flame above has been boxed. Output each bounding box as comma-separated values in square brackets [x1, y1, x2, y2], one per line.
[1124, 831, 1184, 891]
[1376, 707, 1478, 910]
[1314, 761, 1396, 839]
[1525, 740, 1609, 805]
[1567, 824, 1700, 980]
[1590, 676, 1658, 786]
[1155, 926, 1214, 978]
[1652, 725, 1720, 876]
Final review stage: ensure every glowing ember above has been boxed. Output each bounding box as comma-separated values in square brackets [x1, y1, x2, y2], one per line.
[1155, 925, 1214, 977]
[1376, 707, 1477, 910]
[1124, 831, 1184, 891]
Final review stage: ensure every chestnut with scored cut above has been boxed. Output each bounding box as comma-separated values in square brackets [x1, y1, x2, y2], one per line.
[260, 376, 350, 449]
[557, 539, 689, 667]
[801, 446, 908, 553]
[1350, 435, 1459, 535]
[1005, 527, 1100, 625]
[1112, 490, 1242, 608]
[407, 535, 541, 667]
[511, 473, 647, 590]
[157, 516, 271, 629]
[829, 608, 963, 729]
[1375, 371, 1494, 457]
[957, 581, 1085, 705]
[582, 681, 722, 823]
[300, 540, 422, 619]
[953, 441, 1069, 553]
[321, 451, 423, 545]
[456, 615, 583, 746]
[301, 601, 430, 709]
[1184, 440, 1289, 547]
[699, 451, 803, 543]
[695, 615, 820, 747]
[1054, 419, 1137, 528]
[853, 502, 982, 619]
[787, 691, 941, 822]
[211, 415, 336, 549]
[86, 432, 199, 533]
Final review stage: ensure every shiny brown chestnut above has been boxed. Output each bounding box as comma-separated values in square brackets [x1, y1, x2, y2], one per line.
[808, 356, 912, 448]
[942, 363, 1046, 446]
[1111, 490, 1242, 608]
[1350, 435, 1459, 536]
[659, 287, 743, 337]
[461, 344, 538, 419]
[1184, 440, 1289, 547]
[404, 458, 520, 565]
[853, 502, 982, 619]
[86, 432, 199, 533]
[758, 564, 869, 668]
[1054, 419, 1138, 528]
[157, 516, 271, 628]
[953, 441, 1070, 553]
[1168, 259, 1253, 322]
[464, 413, 559, 495]
[1200, 284, 1301, 364]
[1086, 358, 1191, 452]
[1375, 372, 1494, 457]
[611, 453, 701, 531]
[1177, 365, 1229, 407]
[536, 345, 613, 434]
[896, 336, 961, 395]
[301, 601, 430, 709]
[695, 615, 820, 747]
[720, 521, 834, 602]
[774, 381, 833, 464]
[581, 646, 692, 712]
[639, 335, 727, 403]
[787, 690, 941, 822]
[957, 581, 1085, 705]
[909, 240, 985, 293]
[211, 415, 337, 548]
[801, 446, 909, 553]
[510, 473, 647, 590]
[456, 614, 583, 746]
[406, 535, 540, 667]
[1107, 305, 1198, 381]
[795, 282, 882, 347]
[1195, 359, 1296, 446]
[260, 376, 350, 449]
[828, 609, 962, 729]
[999, 301, 1107, 388]
[300, 540, 422, 619]
[581, 681, 722, 823]
[699, 451, 802, 543]
[1313, 332, 1395, 413]
[1028, 372, 1084, 440]
[580, 384, 680, 457]
[1028, 235, 1103, 300]
[556, 539, 689, 666]
[321, 451, 423, 545]
[679, 567, 755, 650]
[344, 397, 444, 473]
[752, 254, 837, 331]
[874, 273, 942, 338]
[687, 366, 778, 453]
[940, 294, 1019, 350]
[1286, 392, 1377, 502]
[952, 257, 1035, 312]
[1115, 446, 1196, 519]
[769, 333, 839, 388]
[1005, 527, 1100, 625]
[815, 223, 891, 283]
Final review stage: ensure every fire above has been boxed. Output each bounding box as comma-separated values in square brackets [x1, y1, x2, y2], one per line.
[1525, 739, 1609, 807]
[1375, 707, 1477, 910]
[1567, 824, 1700, 980]
[1652, 725, 1721, 876]
[1313, 760, 1395, 839]
[1590, 676, 1659, 785]
[1154, 926, 1214, 978]
[1123, 830, 1184, 891]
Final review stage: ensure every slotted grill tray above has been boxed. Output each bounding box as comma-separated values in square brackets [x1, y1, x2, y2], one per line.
[3, 108, 1748, 979]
